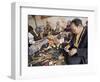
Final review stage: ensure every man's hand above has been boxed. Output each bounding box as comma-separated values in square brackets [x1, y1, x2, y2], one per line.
[68, 48, 77, 56]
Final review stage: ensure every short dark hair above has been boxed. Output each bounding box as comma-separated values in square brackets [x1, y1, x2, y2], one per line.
[28, 25, 33, 32]
[71, 18, 82, 27]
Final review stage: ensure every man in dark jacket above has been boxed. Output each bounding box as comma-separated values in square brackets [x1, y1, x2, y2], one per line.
[64, 18, 88, 64]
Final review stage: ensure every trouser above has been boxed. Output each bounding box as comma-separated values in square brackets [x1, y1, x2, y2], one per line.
[66, 55, 87, 64]
[63, 52, 87, 64]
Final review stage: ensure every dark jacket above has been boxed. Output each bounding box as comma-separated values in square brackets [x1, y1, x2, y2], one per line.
[67, 27, 88, 64]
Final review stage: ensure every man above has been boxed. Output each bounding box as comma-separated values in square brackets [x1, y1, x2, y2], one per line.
[35, 25, 44, 39]
[64, 20, 71, 32]
[43, 21, 52, 37]
[64, 18, 88, 64]
[28, 25, 39, 41]
[55, 21, 61, 34]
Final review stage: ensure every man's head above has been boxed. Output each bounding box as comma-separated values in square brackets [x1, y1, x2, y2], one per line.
[70, 18, 83, 34]
[28, 25, 33, 32]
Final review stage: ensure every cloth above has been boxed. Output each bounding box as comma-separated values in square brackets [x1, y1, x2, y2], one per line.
[66, 27, 88, 64]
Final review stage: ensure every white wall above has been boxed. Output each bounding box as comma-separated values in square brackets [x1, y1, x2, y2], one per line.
[0, 0, 100, 81]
